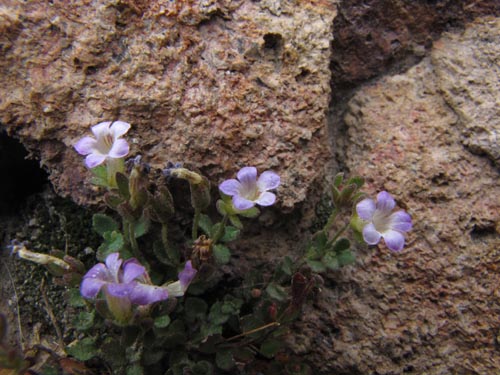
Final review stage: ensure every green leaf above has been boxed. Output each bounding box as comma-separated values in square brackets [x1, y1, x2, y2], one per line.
[333, 172, 344, 187]
[228, 214, 243, 229]
[237, 206, 260, 218]
[338, 249, 356, 266]
[67, 288, 86, 308]
[192, 361, 213, 375]
[154, 314, 171, 329]
[216, 350, 235, 371]
[72, 311, 95, 331]
[322, 253, 339, 271]
[161, 319, 186, 348]
[332, 238, 350, 253]
[347, 175, 365, 188]
[97, 231, 125, 261]
[266, 283, 288, 302]
[306, 259, 326, 273]
[198, 214, 213, 235]
[260, 338, 283, 359]
[280, 256, 293, 276]
[133, 216, 150, 238]
[115, 172, 130, 200]
[126, 364, 144, 375]
[100, 337, 126, 367]
[92, 214, 119, 236]
[215, 199, 228, 216]
[185, 298, 208, 322]
[213, 244, 231, 265]
[66, 337, 97, 361]
[220, 226, 240, 242]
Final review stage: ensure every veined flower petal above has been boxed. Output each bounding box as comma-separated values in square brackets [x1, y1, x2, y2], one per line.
[179, 261, 197, 290]
[128, 283, 169, 305]
[382, 230, 405, 252]
[257, 171, 280, 191]
[122, 259, 146, 283]
[254, 191, 276, 206]
[108, 138, 130, 158]
[362, 223, 382, 245]
[81, 277, 107, 299]
[237, 167, 257, 186]
[110, 121, 131, 138]
[356, 198, 376, 220]
[85, 154, 106, 168]
[376, 191, 395, 212]
[389, 211, 412, 232]
[91, 121, 112, 138]
[219, 179, 242, 196]
[74, 136, 97, 155]
[105, 253, 123, 281]
[233, 195, 255, 210]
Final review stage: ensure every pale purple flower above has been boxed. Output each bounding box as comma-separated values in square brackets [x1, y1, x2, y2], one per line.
[219, 167, 280, 211]
[74, 121, 131, 168]
[81, 252, 168, 305]
[356, 191, 412, 252]
[166, 261, 198, 297]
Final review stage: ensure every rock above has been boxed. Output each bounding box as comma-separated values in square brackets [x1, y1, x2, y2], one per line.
[432, 18, 500, 165]
[0, 0, 337, 209]
[331, 0, 500, 95]
[319, 17, 499, 374]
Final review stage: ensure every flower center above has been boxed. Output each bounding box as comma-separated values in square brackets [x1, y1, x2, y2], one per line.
[96, 133, 114, 154]
[372, 210, 391, 233]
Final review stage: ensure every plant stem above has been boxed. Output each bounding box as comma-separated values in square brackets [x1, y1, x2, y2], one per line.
[225, 322, 280, 342]
[327, 221, 351, 247]
[322, 207, 339, 234]
[212, 214, 228, 243]
[192, 208, 200, 241]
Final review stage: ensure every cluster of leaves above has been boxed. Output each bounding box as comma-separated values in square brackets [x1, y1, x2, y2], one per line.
[9, 161, 367, 374]
[305, 173, 365, 273]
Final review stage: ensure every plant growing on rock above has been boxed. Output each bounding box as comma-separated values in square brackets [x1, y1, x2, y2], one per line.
[7, 121, 412, 375]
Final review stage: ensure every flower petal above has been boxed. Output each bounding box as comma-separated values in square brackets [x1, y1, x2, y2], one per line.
[106, 282, 132, 299]
[219, 179, 241, 196]
[362, 223, 382, 245]
[74, 136, 96, 155]
[257, 171, 280, 191]
[382, 230, 405, 251]
[237, 167, 257, 186]
[233, 195, 255, 210]
[108, 138, 130, 158]
[105, 253, 123, 281]
[376, 191, 395, 212]
[122, 259, 146, 283]
[81, 277, 107, 299]
[128, 282, 169, 305]
[109, 121, 131, 138]
[179, 261, 197, 290]
[91, 121, 112, 138]
[254, 191, 276, 206]
[356, 198, 376, 220]
[389, 211, 412, 232]
[85, 154, 106, 168]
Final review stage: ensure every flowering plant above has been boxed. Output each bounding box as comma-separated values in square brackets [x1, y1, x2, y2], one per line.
[9, 121, 412, 374]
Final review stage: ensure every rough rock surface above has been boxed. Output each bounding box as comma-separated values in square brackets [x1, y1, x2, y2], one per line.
[310, 17, 499, 374]
[331, 0, 500, 96]
[0, 0, 336, 209]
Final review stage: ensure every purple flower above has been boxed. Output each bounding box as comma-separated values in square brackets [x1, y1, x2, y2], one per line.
[74, 121, 131, 168]
[81, 252, 168, 305]
[356, 191, 412, 252]
[219, 167, 280, 211]
[166, 261, 198, 297]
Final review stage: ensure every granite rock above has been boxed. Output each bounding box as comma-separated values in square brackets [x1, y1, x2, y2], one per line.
[0, 0, 337, 209]
[316, 17, 500, 374]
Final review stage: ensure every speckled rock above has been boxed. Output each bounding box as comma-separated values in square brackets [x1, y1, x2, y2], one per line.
[0, 0, 337, 209]
[313, 17, 499, 374]
[331, 0, 500, 95]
